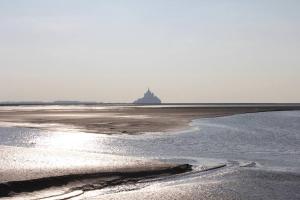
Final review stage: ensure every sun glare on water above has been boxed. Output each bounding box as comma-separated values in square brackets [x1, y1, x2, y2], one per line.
[37, 131, 101, 151]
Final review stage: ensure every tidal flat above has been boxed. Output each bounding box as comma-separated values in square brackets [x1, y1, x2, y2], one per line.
[0, 105, 299, 199]
[0, 104, 299, 134]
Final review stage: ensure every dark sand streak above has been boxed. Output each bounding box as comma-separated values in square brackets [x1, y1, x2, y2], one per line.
[0, 164, 192, 197]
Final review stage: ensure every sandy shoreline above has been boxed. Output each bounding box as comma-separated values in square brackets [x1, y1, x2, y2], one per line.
[0, 105, 299, 134]
[0, 107, 299, 199]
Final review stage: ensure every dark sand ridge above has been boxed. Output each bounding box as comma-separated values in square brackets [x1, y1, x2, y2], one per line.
[0, 105, 300, 134]
[0, 163, 192, 197]
[0, 146, 192, 197]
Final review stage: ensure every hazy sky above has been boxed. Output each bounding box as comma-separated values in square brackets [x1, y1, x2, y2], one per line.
[0, 0, 299, 103]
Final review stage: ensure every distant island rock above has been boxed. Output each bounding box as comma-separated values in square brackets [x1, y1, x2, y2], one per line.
[133, 89, 162, 104]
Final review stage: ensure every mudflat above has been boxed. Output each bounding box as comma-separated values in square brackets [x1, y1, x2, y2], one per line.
[0, 105, 299, 134]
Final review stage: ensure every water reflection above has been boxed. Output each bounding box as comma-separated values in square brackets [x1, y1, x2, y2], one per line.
[0, 111, 299, 171]
[32, 131, 123, 154]
[38, 131, 98, 150]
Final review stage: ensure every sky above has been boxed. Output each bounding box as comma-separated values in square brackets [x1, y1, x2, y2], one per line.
[0, 0, 299, 103]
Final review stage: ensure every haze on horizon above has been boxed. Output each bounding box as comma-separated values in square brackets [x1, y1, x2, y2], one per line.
[0, 0, 299, 103]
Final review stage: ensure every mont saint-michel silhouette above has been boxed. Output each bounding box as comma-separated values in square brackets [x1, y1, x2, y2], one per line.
[133, 89, 162, 104]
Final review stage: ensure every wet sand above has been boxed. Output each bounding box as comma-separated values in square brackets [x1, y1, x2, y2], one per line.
[0, 146, 191, 197]
[0, 105, 299, 134]
[0, 107, 300, 199]
[90, 168, 300, 200]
